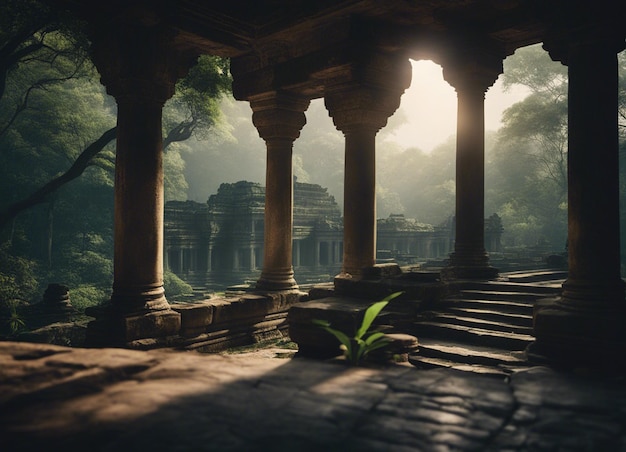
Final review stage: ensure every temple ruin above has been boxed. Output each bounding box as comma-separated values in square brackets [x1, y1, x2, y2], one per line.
[164, 180, 462, 292]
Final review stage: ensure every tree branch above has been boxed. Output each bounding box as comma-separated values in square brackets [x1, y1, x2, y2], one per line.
[163, 118, 197, 150]
[0, 127, 117, 231]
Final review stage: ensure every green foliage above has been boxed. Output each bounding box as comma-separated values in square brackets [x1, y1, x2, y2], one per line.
[164, 270, 194, 299]
[59, 250, 113, 286]
[5, 299, 26, 334]
[502, 44, 567, 96]
[488, 44, 570, 250]
[66, 284, 107, 312]
[376, 136, 457, 225]
[163, 55, 232, 146]
[312, 292, 403, 365]
[0, 243, 39, 303]
[164, 144, 190, 202]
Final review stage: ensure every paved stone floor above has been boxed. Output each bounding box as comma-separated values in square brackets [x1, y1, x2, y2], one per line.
[1, 341, 626, 451]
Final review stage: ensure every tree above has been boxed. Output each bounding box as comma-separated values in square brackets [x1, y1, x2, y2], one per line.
[163, 55, 231, 149]
[0, 0, 91, 134]
[490, 44, 569, 249]
[0, 0, 232, 230]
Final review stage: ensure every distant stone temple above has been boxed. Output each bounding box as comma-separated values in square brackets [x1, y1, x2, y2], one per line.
[164, 180, 464, 291]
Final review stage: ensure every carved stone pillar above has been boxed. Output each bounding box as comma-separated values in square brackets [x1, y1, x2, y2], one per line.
[325, 55, 411, 278]
[86, 17, 191, 345]
[532, 22, 626, 367]
[250, 93, 309, 291]
[441, 52, 502, 280]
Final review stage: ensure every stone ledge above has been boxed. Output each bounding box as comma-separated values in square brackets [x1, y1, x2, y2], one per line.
[172, 291, 305, 338]
[86, 308, 181, 347]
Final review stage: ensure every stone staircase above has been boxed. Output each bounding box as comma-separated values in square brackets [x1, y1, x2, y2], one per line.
[408, 270, 566, 377]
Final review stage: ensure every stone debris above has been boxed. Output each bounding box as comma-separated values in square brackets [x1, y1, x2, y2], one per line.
[1, 341, 625, 451]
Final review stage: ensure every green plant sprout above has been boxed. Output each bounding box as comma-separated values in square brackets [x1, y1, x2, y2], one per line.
[313, 291, 403, 365]
[7, 301, 25, 334]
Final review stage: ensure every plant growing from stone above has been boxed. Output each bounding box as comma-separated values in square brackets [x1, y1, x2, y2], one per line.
[313, 291, 403, 365]
[7, 300, 25, 334]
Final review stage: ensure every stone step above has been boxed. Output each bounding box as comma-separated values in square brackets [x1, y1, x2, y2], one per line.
[458, 289, 549, 302]
[500, 270, 568, 283]
[454, 280, 563, 295]
[427, 313, 533, 335]
[412, 321, 534, 350]
[444, 298, 534, 315]
[407, 355, 510, 378]
[415, 338, 528, 367]
[447, 307, 532, 327]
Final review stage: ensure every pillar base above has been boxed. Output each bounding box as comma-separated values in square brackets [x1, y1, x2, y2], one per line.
[531, 296, 626, 371]
[440, 264, 499, 281]
[255, 269, 299, 291]
[85, 305, 181, 348]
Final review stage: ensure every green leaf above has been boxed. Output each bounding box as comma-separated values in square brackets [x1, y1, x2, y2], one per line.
[355, 292, 403, 339]
[356, 301, 388, 339]
[323, 327, 352, 348]
[363, 331, 387, 346]
[362, 338, 391, 357]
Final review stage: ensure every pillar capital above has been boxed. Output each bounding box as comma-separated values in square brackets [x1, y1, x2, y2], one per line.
[324, 85, 403, 133]
[540, 3, 625, 65]
[91, 20, 194, 105]
[250, 92, 310, 142]
[324, 51, 412, 133]
[543, 25, 625, 66]
[441, 50, 503, 94]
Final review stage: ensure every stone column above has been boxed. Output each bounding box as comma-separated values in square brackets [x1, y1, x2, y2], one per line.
[294, 240, 301, 268]
[251, 93, 309, 291]
[86, 19, 191, 345]
[233, 248, 239, 271]
[325, 55, 411, 278]
[441, 52, 502, 280]
[314, 239, 321, 268]
[532, 24, 626, 367]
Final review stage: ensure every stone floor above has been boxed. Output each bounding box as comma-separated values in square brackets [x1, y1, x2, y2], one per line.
[2, 341, 626, 451]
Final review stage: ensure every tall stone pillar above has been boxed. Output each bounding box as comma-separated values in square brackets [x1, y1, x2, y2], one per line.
[251, 93, 309, 291]
[325, 55, 411, 278]
[532, 22, 626, 367]
[314, 239, 321, 268]
[441, 52, 501, 280]
[86, 19, 190, 345]
[293, 240, 301, 268]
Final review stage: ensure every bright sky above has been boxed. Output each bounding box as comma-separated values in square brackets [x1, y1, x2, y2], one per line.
[388, 60, 529, 152]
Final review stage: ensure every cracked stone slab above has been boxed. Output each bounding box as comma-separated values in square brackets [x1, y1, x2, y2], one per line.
[1, 342, 626, 451]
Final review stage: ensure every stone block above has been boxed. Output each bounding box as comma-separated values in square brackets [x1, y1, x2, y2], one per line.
[368, 333, 419, 363]
[288, 297, 392, 358]
[86, 309, 181, 346]
[532, 297, 626, 370]
[172, 302, 215, 337]
[212, 295, 273, 324]
[361, 263, 402, 280]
